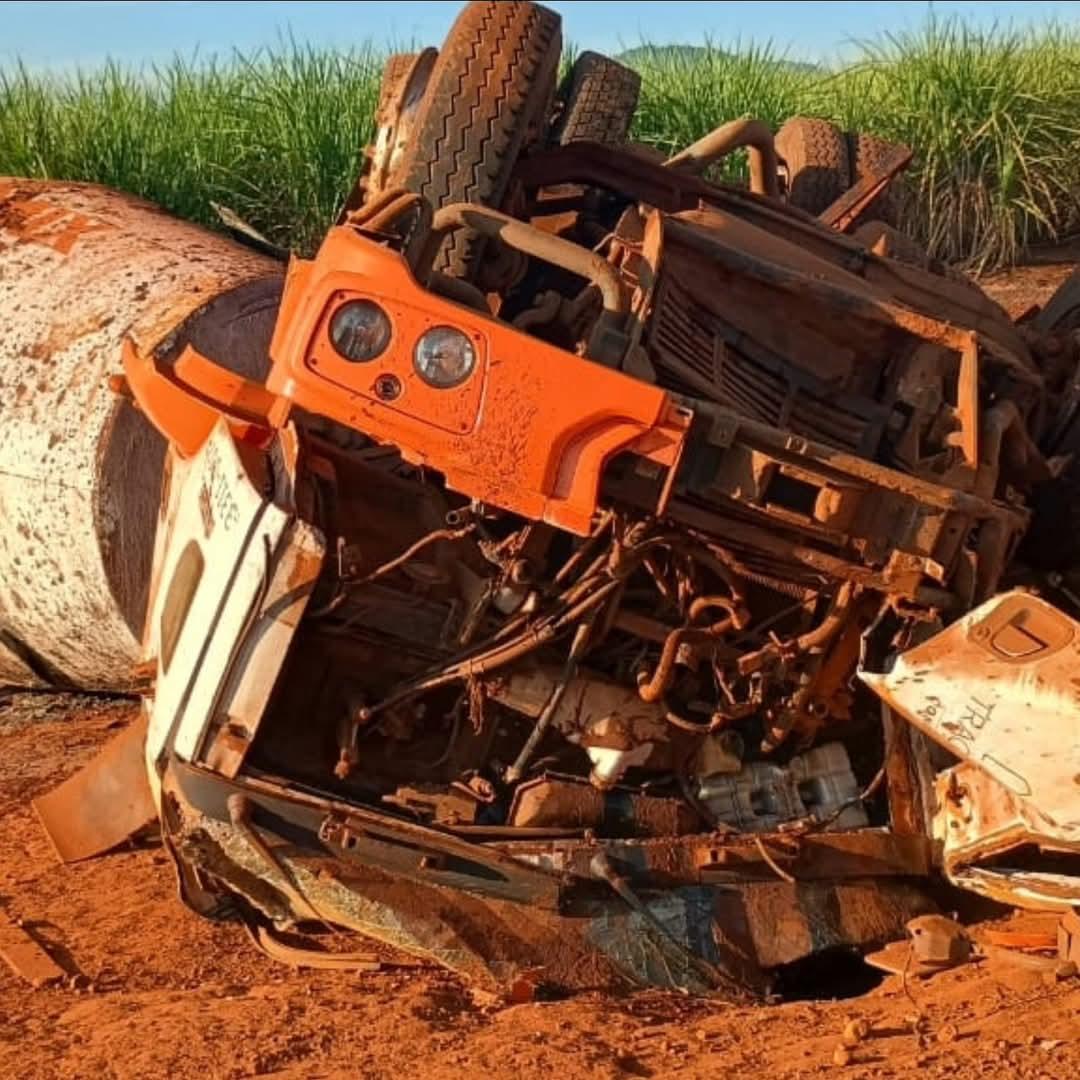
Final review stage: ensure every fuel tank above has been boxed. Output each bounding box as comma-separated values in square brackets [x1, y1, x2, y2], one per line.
[0, 179, 283, 689]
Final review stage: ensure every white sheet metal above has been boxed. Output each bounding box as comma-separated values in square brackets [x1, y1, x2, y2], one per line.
[144, 420, 291, 781]
[861, 590, 1080, 841]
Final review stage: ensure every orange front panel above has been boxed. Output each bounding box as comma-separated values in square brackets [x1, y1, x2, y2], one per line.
[303, 288, 487, 437]
[267, 228, 691, 534]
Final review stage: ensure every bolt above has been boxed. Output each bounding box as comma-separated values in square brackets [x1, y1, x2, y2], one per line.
[374, 373, 402, 401]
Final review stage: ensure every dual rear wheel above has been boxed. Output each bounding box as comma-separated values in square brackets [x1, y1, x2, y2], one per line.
[351, 3, 641, 279]
[775, 117, 905, 224]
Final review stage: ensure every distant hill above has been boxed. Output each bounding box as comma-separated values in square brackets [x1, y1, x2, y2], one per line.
[617, 44, 821, 75]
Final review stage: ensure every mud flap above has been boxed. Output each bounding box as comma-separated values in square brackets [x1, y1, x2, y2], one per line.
[32, 711, 156, 862]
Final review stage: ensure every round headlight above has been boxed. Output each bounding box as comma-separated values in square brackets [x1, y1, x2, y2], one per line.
[329, 300, 391, 363]
[414, 326, 476, 388]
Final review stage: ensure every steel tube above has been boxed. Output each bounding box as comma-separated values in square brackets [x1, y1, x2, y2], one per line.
[428, 202, 628, 317]
[665, 119, 780, 198]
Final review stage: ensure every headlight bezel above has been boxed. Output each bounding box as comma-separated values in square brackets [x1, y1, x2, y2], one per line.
[413, 325, 478, 389]
[328, 298, 392, 364]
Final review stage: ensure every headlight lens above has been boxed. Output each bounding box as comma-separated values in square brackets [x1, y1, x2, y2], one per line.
[329, 300, 391, 363]
[414, 326, 476, 388]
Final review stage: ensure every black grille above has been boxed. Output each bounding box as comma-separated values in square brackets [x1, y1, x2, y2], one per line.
[647, 274, 884, 454]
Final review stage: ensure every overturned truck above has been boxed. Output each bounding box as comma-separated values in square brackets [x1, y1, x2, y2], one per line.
[8, 1, 1080, 996]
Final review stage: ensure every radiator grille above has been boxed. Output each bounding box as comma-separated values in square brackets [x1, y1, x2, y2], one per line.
[647, 274, 882, 454]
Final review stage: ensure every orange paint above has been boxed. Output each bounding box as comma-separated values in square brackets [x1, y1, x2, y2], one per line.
[266, 227, 691, 533]
[123, 341, 273, 458]
[1, 191, 113, 254]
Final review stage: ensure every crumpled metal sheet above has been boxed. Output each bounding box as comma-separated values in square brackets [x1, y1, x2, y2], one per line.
[169, 775, 934, 997]
[860, 589, 1080, 909]
[933, 762, 1080, 910]
[861, 590, 1080, 843]
[33, 711, 155, 862]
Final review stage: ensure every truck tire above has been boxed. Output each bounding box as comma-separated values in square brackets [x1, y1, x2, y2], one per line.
[343, 49, 437, 216]
[377, 52, 421, 118]
[393, 1, 563, 279]
[847, 131, 905, 226]
[552, 51, 640, 146]
[776, 117, 850, 217]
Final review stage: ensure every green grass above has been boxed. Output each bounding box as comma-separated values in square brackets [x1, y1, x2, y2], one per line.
[0, 44, 381, 252]
[626, 20, 1080, 271]
[813, 21, 1080, 272]
[3, 18, 1080, 269]
[630, 39, 811, 156]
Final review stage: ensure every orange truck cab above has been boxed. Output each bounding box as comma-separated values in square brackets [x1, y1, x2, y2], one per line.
[127, 220, 691, 537]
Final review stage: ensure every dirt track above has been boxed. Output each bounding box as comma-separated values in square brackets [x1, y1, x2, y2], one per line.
[2, 263, 1080, 1080]
[2, 696, 1079, 1079]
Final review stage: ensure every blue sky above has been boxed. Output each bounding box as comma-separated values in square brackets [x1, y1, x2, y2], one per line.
[3, 1, 1080, 70]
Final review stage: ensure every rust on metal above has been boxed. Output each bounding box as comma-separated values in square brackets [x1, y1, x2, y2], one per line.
[14, 0, 1080, 1001]
[33, 711, 156, 863]
[245, 923, 381, 972]
[819, 142, 913, 231]
[665, 118, 781, 197]
[1059, 910, 1080, 965]
[0, 179, 282, 689]
[0, 910, 66, 988]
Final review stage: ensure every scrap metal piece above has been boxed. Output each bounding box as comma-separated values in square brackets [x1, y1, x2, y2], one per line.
[864, 942, 954, 980]
[860, 590, 1080, 844]
[982, 927, 1058, 951]
[1059, 909, 1080, 965]
[211, 202, 288, 260]
[227, 793, 324, 922]
[244, 922, 381, 972]
[933, 762, 1080, 910]
[908, 914, 971, 966]
[32, 711, 156, 863]
[865, 914, 971, 978]
[0, 911, 65, 987]
[819, 143, 912, 232]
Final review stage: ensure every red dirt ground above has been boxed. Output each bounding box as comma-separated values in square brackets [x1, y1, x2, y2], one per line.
[980, 243, 1080, 318]
[2, 261, 1079, 1080]
[3, 697, 1079, 1079]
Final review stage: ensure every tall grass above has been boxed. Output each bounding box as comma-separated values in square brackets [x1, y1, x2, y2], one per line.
[0, 44, 381, 251]
[3, 19, 1080, 268]
[631, 41, 809, 161]
[808, 21, 1080, 271]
